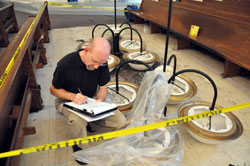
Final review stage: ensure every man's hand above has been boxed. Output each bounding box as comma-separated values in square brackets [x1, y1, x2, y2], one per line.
[50, 85, 88, 104]
[96, 99, 102, 102]
[72, 93, 88, 105]
[96, 85, 108, 102]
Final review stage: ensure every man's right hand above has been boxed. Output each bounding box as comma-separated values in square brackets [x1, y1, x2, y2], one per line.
[72, 93, 88, 105]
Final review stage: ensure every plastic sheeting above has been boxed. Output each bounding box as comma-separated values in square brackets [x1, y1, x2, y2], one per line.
[72, 70, 184, 166]
[2, 0, 141, 15]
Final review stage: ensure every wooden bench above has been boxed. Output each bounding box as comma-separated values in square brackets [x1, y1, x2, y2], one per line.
[129, 0, 250, 77]
[0, 2, 50, 165]
[0, 3, 18, 47]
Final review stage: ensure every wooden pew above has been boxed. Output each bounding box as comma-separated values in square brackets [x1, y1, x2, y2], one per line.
[129, 0, 250, 77]
[173, 0, 250, 77]
[176, 0, 250, 21]
[0, 2, 50, 165]
[202, 0, 250, 9]
[0, 3, 18, 47]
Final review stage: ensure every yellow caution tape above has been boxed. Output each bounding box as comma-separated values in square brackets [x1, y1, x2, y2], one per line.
[0, 102, 249, 159]
[0, 3, 46, 90]
[47, 2, 128, 12]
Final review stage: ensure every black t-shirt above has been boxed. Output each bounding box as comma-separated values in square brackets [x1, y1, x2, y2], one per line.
[52, 50, 110, 98]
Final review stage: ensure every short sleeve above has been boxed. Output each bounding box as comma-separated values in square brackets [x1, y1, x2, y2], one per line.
[99, 65, 110, 86]
[52, 66, 65, 89]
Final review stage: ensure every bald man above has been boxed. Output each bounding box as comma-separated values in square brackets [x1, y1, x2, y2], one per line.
[50, 37, 126, 165]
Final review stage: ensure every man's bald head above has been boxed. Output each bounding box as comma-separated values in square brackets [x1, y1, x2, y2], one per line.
[88, 37, 110, 63]
[82, 37, 111, 70]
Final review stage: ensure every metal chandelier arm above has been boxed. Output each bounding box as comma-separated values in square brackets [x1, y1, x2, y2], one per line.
[115, 60, 153, 93]
[118, 27, 143, 54]
[119, 22, 133, 40]
[92, 24, 111, 38]
[166, 54, 177, 81]
[168, 69, 218, 111]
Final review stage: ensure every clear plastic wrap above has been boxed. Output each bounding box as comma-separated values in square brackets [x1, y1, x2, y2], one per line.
[72, 70, 184, 166]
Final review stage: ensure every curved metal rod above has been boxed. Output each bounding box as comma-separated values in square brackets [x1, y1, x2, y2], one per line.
[118, 27, 143, 54]
[166, 54, 177, 81]
[101, 28, 111, 37]
[101, 27, 115, 39]
[168, 69, 217, 111]
[166, 69, 217, 130]
[92, 24, 111, 38]
[119, 22, 133, 40]
[163, 54, 177, 117]
[115, 60, 153, 93]
[163, 0, 173, 73]
[100, 28, 115, 55]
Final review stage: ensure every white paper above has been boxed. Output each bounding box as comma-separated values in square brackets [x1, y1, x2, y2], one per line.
[64, 98, 117, 116]
[67, 109, 115, 122]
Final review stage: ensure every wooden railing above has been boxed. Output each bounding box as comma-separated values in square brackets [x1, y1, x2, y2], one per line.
[129, 0, 250, 77]
[0, 3, 18, 47]
[0, 2, 50, 166]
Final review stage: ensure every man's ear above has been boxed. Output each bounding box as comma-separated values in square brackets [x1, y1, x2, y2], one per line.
[85, 46, 89, 52]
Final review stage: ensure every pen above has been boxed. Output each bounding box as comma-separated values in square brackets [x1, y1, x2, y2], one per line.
[77, 88, 83, 95]
[77, 88, 88, 104]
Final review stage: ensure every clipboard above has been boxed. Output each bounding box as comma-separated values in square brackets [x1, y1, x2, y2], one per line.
[63, 98, 117, 117]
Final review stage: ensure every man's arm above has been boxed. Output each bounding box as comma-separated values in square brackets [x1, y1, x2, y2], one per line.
[50, 85, 87, 105]
[96, 85, 108, 102]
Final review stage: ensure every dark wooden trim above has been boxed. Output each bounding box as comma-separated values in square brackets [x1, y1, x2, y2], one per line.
[23, 126, 36, 136]
[150, 22, 164, 34]
[0, 3, 18, 47]
[6, 88, 33, 166]
[224, 60, 241, 78]
[9, 106, 21, 120]
[177, 37, 191, 49]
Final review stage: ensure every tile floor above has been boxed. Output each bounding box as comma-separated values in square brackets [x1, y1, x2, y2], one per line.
[19, 23, 250, 166]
